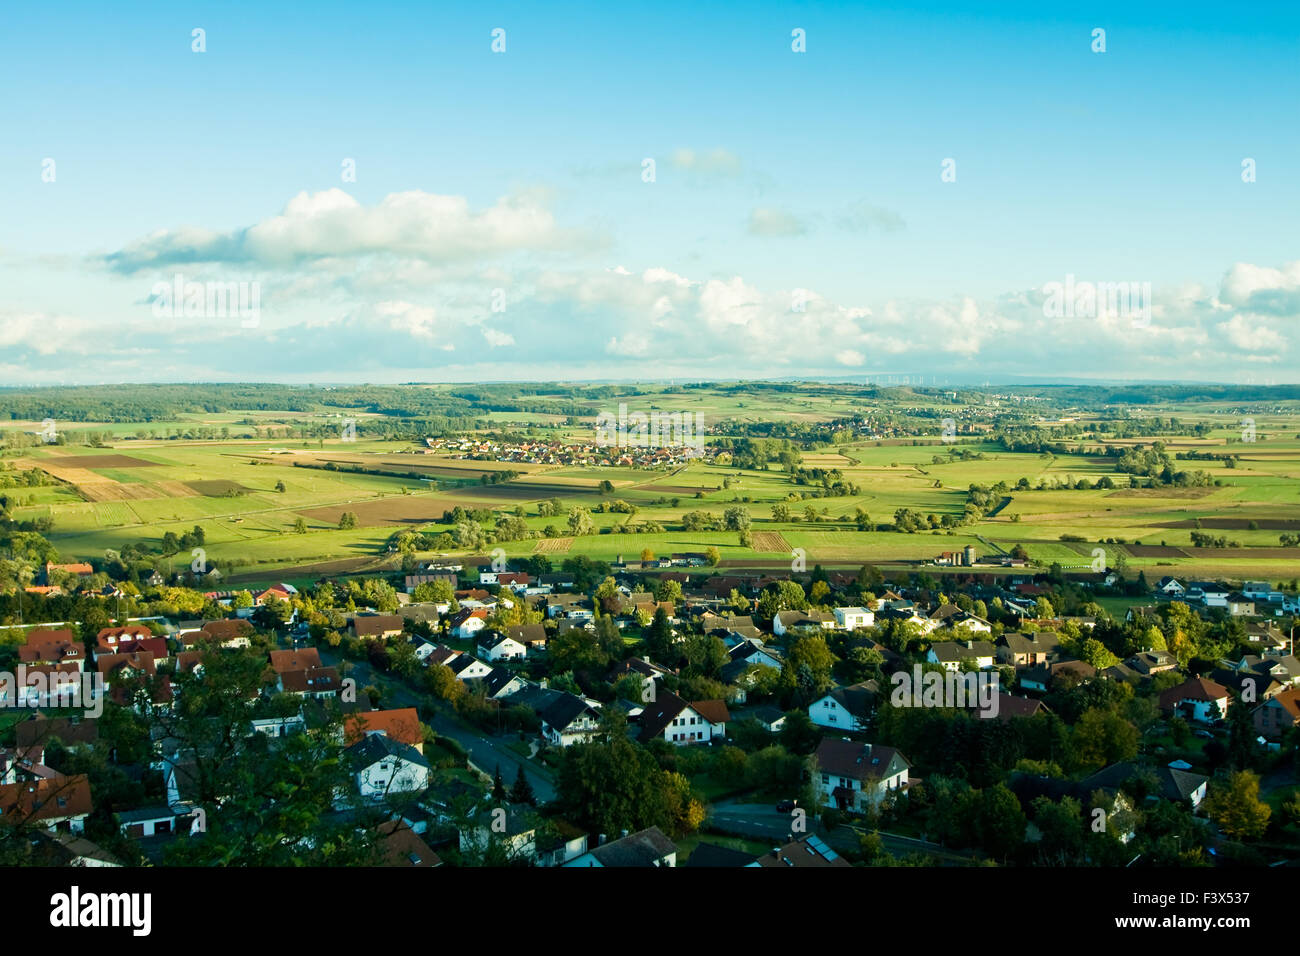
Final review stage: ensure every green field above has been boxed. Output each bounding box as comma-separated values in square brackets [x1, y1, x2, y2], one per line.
[5, 383, 1300, 584]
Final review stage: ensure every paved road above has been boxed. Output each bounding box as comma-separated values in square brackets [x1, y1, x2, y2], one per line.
[319, 649, 557, 803]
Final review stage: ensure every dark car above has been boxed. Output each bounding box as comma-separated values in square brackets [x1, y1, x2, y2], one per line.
[775, 799, 798, 813]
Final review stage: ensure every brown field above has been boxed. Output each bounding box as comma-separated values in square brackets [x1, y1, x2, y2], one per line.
[467, 482, 593, 501]
[750, 531, 792, 552]
[1125, 545, 1190, 558]
[1155, 518, 1300, 531]
[534, 537, 574, 553]
[74, 482, 155, 502]
[151, 480, 202, 498]
[299, 496, 464, 527]
[43, 454, 157, 468]
[185, 479, 251, 496]
[224, 556, 382, 585]
[1106, 487, 1217, 499]
[1190, 547, 1300, 559]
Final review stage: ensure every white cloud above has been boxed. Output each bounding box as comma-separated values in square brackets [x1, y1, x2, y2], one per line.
[668, 148, 742, 177]
[483, 328, 515, 347]
[747, 207, 807, 237]
[1216, 314, 1285, 353]
[104, 189, 596, 273]
[1219, 261, 1300, 316]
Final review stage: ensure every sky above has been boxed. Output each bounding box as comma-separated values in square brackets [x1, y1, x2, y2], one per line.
[1, 1, 1298, 385]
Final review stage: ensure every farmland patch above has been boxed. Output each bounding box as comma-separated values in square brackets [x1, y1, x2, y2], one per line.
[750, 531, 791, 552]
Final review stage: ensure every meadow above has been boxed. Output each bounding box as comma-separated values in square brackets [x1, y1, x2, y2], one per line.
[5, 385, 1300, 586]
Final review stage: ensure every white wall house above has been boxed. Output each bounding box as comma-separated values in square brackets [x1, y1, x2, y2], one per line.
[478, 634, 527, 662]
[452, 615, 487, 640]
[833, 607, 874, 630]
[349, 737, 431, 800]
[814, 739, 910, 811]
[808, 685, 874, 732]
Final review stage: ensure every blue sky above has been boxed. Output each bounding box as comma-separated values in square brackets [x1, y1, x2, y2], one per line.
[1, 1, 1298, 384]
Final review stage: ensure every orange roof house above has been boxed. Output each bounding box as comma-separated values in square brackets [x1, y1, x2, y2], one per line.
[345, 708, 424, 752]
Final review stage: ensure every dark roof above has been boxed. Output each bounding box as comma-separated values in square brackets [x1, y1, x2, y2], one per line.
[346, 734, 430, 771]
[814, 738, 909, 781]
[636, 690, 690, 740]
[14, 716, 99, 750]
[539, 693, 599, 731]
[751, 834, 849, 868]
[684, 842, 756, 867]
[583, 827, 677, 867]
[825, 681, 879, 718]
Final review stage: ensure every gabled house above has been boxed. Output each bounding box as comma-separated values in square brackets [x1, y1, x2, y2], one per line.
[813, 738, 910, 811]
[808, 681, 879, 732]
[637, 691, 724, 745]
[773, 610, 835, 637]
[449, 607, 489, 640]
[448, 655, 493, 682]
[0, 773, 93, 833]
[1159, 677, 1231, 723]
[565, 826, 677, 867]
[461, 806, 538, 863]
[997, 631, 1062, 668]
[480, 666, 529, 700]
[1253, 688, 1300, 740]
[477, 631, 527, 662]
[536, 692, 602, 747]
[344, 708, 424, 753]
[347, 734, 431, 800]
[350, 614, 405, 640]
[748, 834, 849, 868]
[376, 819, 442, 867]
[927, 639, 996, 671]
[504, 623, 548, 655]
[18, 629, 84, 670]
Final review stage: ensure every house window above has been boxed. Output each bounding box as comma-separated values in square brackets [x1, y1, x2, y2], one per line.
[821, 773, 829, 784]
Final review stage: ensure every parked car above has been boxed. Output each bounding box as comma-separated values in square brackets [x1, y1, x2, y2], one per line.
[775, 799, 798, 813]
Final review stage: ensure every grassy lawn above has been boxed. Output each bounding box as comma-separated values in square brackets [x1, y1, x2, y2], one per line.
[677, 832, 773, 862]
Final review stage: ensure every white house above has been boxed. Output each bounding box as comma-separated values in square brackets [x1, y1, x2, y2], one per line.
[449, 655, 493, 682]
[348, 735, 431, 800]
[809, 682, 878, 732]
[477, 632, 527, 662]
[449, 608, 488, 640]
[537, 693, 602, 748]
[773, 610, 835, 637]
[814, 738, 910, 811]
[1156, 576, 1185, 597]
[927, 640, 996, 671]
[461, 808, 538, 863]
[1159, 677, 1231, 724]
[638, 691, 727, 746]
[564, 827, 677, 867]
[833, 606, 874, 630]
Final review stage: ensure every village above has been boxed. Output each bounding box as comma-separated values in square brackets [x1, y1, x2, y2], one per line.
[3, 547, 1297, 869]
